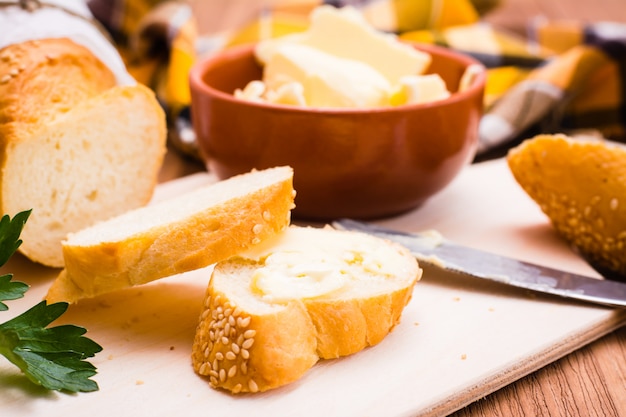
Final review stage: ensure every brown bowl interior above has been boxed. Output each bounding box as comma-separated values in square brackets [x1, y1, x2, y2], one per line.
[190, 43, 485, 220]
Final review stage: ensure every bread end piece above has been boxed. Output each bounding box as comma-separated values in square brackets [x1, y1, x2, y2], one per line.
[192, 226, 421, 393]
[46, 166, 295, 304]
[507, 134, 626, 277]
[0, 38, 166, 267]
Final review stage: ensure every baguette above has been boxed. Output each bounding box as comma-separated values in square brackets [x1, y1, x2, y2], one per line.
[0, 38, 166, 267]
[507, 134, 626, 278]
[46, 166, 295, 304]
[192, 225, 421, 393]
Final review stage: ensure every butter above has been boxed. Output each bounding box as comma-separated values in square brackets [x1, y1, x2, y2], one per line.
[235, 5, 458, 109]
[244, 227, 411, 302]
[256, 5, 431, 85]
[263, 44, 391, 108]
[391, 74, 451, 106]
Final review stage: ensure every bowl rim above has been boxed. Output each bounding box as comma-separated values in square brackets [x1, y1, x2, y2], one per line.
[189, 42, 487, 115]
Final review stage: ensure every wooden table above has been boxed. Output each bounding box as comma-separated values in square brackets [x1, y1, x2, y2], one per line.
[183, 1, 626, 415]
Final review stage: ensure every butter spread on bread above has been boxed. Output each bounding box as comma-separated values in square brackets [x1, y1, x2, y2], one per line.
[0, 38, 167, 268]
[507, 134, 626, 278]
[46, 166, 295, 304]
[192, 225, 421, 393]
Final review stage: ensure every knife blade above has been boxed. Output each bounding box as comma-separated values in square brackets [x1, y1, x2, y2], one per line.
[332, 219, 626, 309]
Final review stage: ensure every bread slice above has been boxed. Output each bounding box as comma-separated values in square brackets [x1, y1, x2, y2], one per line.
[46, 166, 295, 304]
[192, 225, 421, 393]
[507, 134, 626, 278]
[0, 38, 167, 267]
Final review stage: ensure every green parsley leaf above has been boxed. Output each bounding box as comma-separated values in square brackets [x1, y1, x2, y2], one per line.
[0, 210, 102, 393]
[0, 211, 30, 311]
[0, 301, 102, 392]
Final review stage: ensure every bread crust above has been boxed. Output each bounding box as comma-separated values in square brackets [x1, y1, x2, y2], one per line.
[192, 226, 421, 393]
[0, 38, 116, 142]
[46, 167, 295, 303]
[507, 134, 626, 277]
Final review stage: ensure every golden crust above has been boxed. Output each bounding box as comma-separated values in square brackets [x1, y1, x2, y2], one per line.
[192, 227, 420, 393]
[45, 167, 295, 304]
[507, 134, 626, 277]
[0, 38, 116, 142]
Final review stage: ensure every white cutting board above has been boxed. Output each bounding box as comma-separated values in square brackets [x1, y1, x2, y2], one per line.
[2, 158, 626, 417]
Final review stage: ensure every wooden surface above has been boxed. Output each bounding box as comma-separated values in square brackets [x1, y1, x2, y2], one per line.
[4, 158, 626, 417]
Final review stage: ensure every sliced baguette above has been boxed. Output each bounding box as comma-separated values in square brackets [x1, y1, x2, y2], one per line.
[46, 166, 295, 304]
[0, 38, 166, 267]
[507, 134, 626, 278]
[192, 225, 421, 393]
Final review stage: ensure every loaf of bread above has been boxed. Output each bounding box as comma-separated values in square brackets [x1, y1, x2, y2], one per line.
[46, 166, 295, 304]
[192, 225, 421, 393]
[0, 38, 166, 267]
[507, 134, 626, 278]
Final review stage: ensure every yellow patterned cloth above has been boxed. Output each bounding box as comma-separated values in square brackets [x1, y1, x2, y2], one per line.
[87, 0, 626, 159]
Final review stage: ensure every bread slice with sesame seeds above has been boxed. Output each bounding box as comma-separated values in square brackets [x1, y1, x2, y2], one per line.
[45, 166, 295, 304]
[192, 225, 421, 394]
[507, 134, 626, 278]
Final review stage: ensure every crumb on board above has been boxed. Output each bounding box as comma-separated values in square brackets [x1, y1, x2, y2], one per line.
[461, 354, 467, 360]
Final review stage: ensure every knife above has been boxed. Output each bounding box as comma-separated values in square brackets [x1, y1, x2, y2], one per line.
[332, 219, 626, 309]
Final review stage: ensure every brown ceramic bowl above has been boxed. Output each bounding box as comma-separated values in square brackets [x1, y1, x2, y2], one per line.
[189, 43, 485, 220]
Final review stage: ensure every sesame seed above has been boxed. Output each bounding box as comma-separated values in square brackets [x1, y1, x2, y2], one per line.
[610, 198, 619, 210]
[232, 343, 240, 354]
[210, 376, 218, 386]
[215, 352, 224, 360]
[228, 365, 237, 378]
[241, 349, 249, 359]
[242, 338, 254, 350]
[221, 336, 229, 345]
[241, 362, 248, 374]
[219, 369, 226, 382]
[252, 237, 261, 245]
[226, 351, 236, 361]
[228, 315, 236, 327]
[199, 362, 209, 375]
[248, 379, 259, 393]
[0, 75, 10, 84]
[243, 329, 256, 339]
[253, 224, 263, 234]
[238, 316, 251, 328]
[232, 383, 242, 394]
[262, 210, 272, 221]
